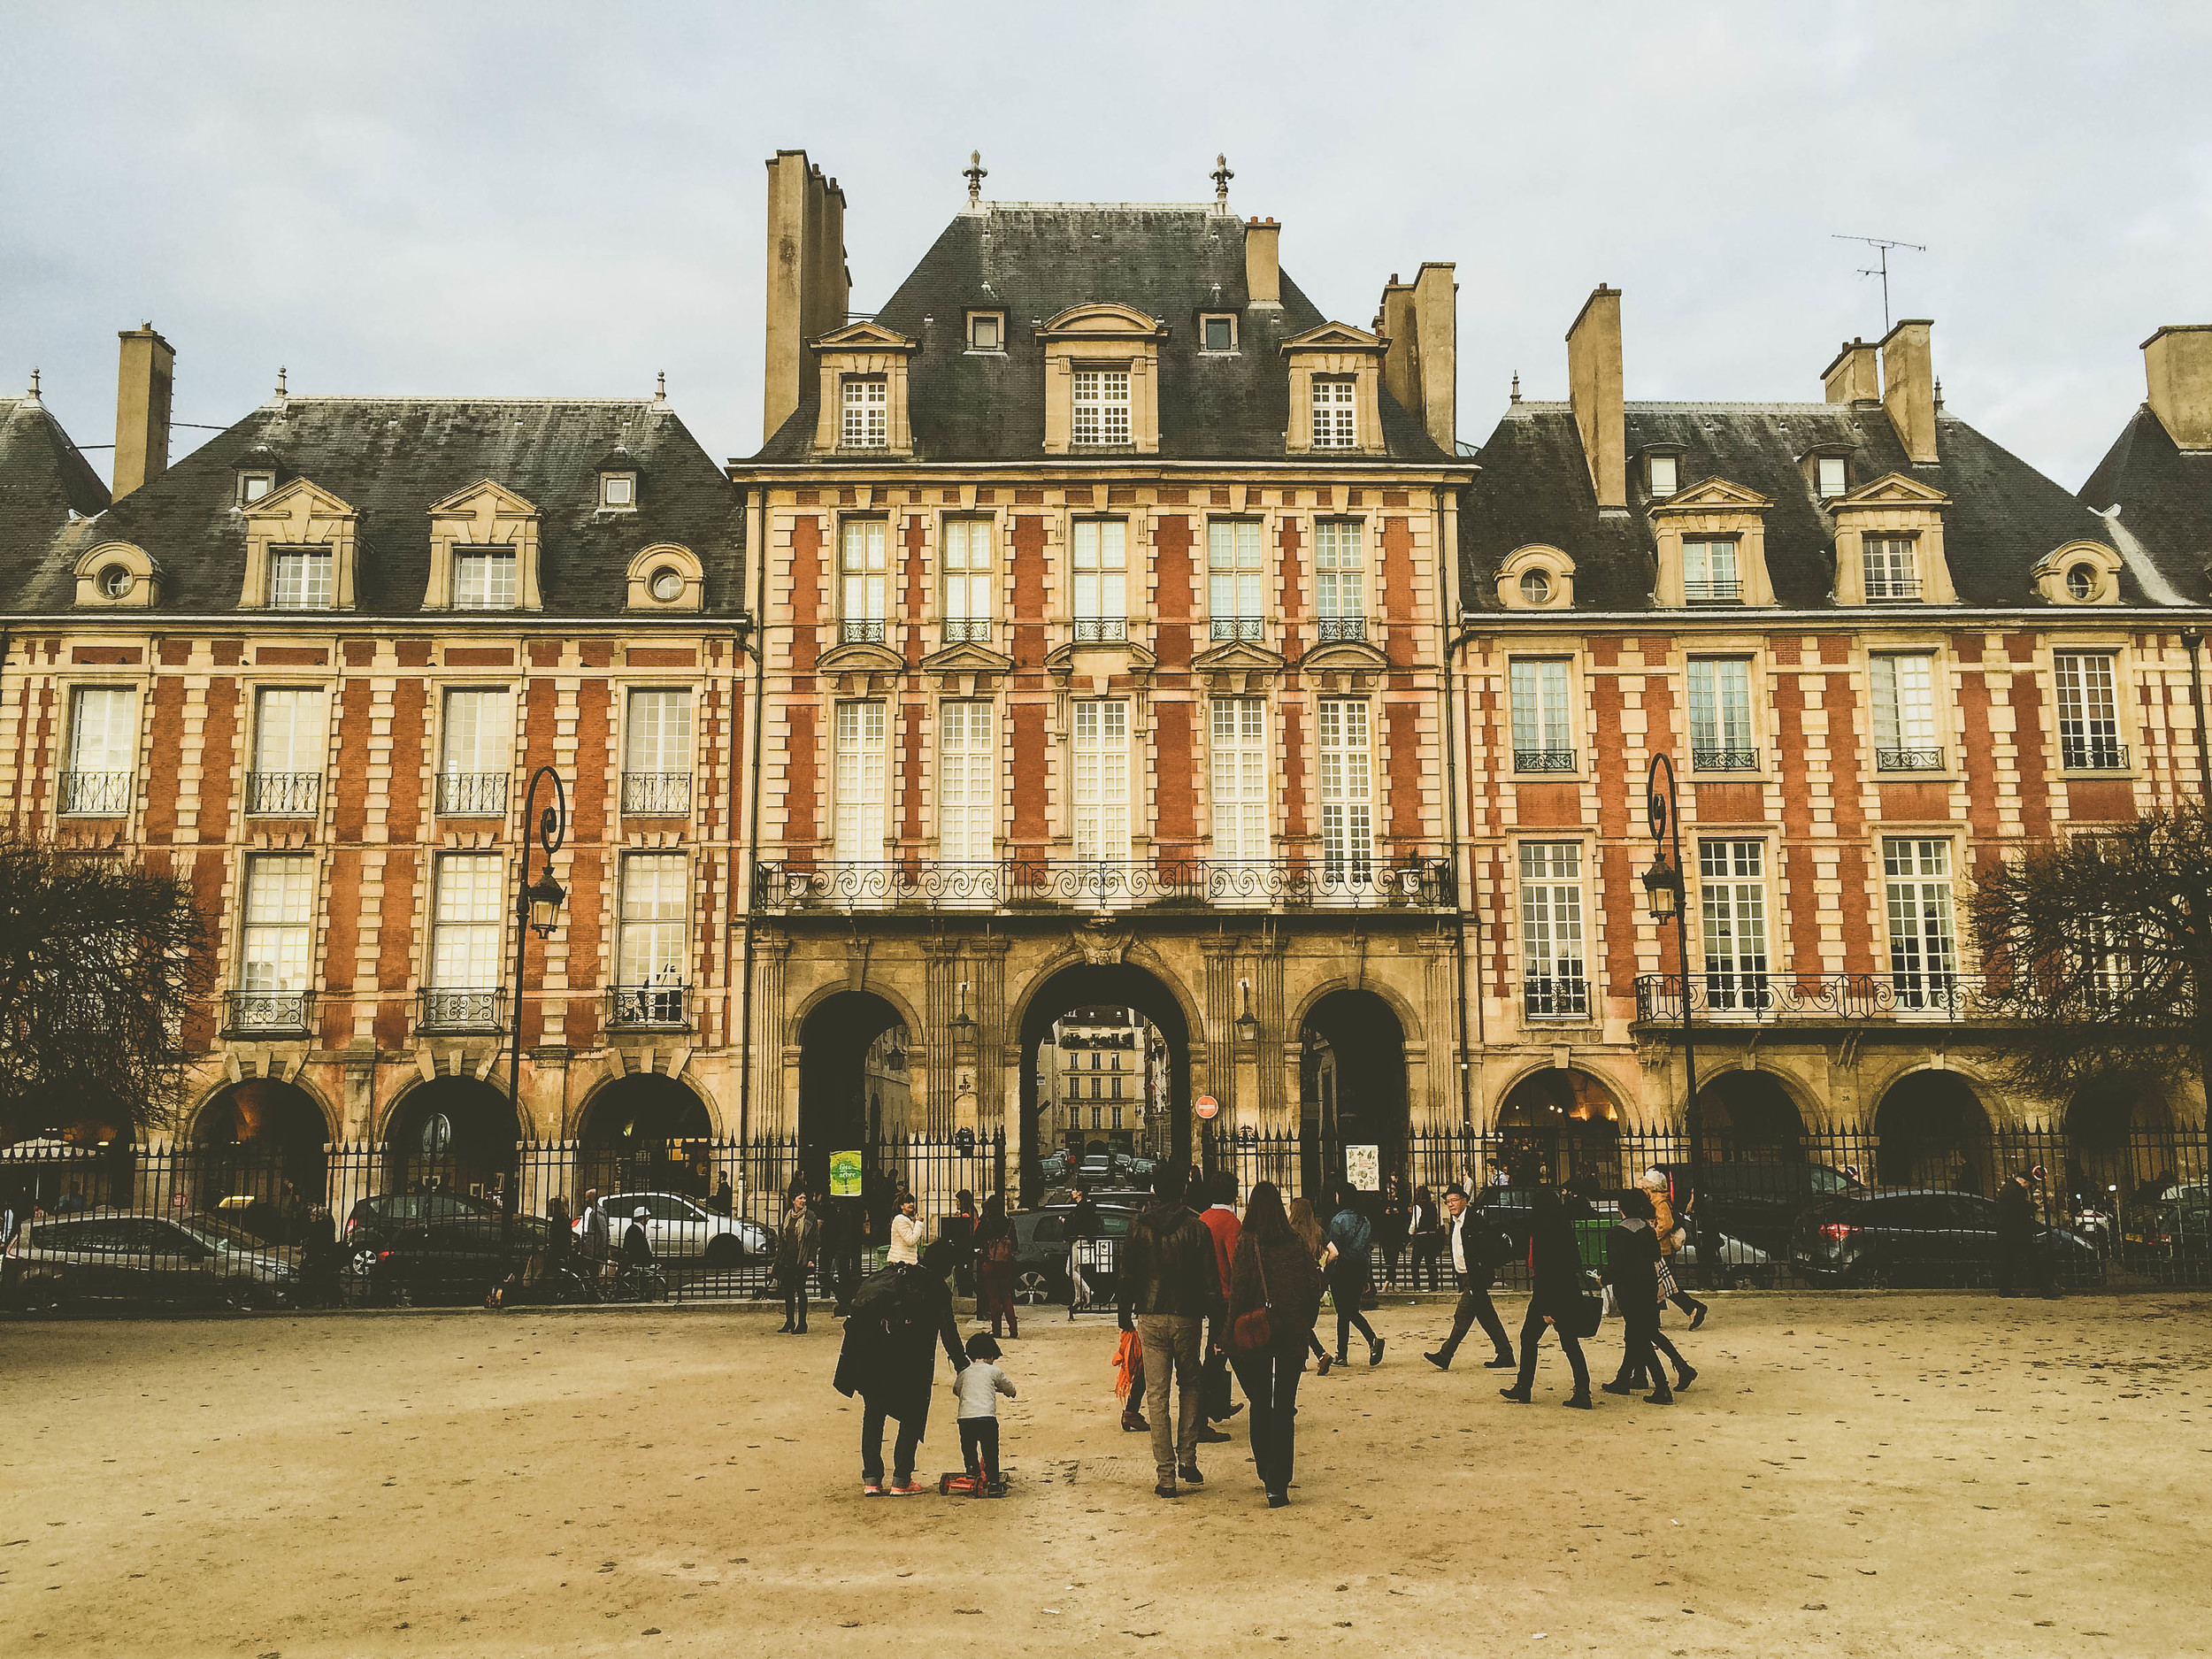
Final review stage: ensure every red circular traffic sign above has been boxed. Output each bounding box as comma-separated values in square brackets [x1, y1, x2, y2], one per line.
[1194, 1095, 1219, 1120]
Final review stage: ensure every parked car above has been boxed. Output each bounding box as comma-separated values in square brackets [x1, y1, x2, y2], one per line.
[2127, 1183, 2210, 1282]
[1653, 1160, 1864, 1256]
[1010, 1205, 1134, 1304]
[1036, 1149, 1072, 1186]
[572, 1192, 771, 1268]
[1078, 1155, 1115, 1187]
[8, 1209, 297, 1309]
[344, 1190, 546, 1302]
[1789, 1188, 2104, 1288]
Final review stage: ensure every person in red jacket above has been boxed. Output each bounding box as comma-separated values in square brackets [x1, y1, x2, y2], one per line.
[1196, 1169, 1246, 1440]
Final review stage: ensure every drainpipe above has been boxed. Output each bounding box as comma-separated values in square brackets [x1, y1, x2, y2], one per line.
[736, 486, 770, 1148]
[2184, 630, 2211, 799]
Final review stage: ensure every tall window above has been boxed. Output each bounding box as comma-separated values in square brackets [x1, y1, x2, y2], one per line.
[1518, 841, 1587, 1017]
[942, 518, 993, 642]
[238, 854, 313, 1027]
[453, 548, 518, 610]
[438, 687, 511, 815]
[1647, 454, 1679, 496]
[426, 854, 503, 1027]
[1071, 520, 1127, 641]
[1072, 369, 1131, 447]
[1509, 659, 1573, 770]
[1210, 699, 1268, 864]
[841, 376, 887, 448]
[1884, 838, 1959, 1007]
[268, 548, 334, 611]
[1071, 700, 1131, 861]
[1687, 659, 1755, 770]
[938, 701, 996, 865]
[1315, 520, 1364, 641]
[1208, 520, 1263, 641]
[250, 687, 326, 815]
[63, 687, 135, 815]
[1862, 535, 1918, 601]
[1871, 656, 1940, 771]
[1311, 377, 1356, 448]
[1816, 455, 1848, 498]
[2055, 652, 2124, 769]
[1683, 539, 1740, 603]
[616, 854, 688, 1023]
[1317, 699, 1373, 884]
[833, 700, 888, 863]
[840, 518, 887, 642]
[1698, 840, 1770, 1011]
[623, 689, 692, 815]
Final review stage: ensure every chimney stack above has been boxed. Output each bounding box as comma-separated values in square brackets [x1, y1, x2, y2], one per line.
[2142, 324, 2212, 451]
[1244, 218, 1280, 309]
[1565, 285, 1625, 511]
[1822, 337, 1880, 404]
[113, 323, 173, 500]
[762, 150, 850, 443]
[1880, 319, 1939, 465]
[1379, 265, 1457, 455]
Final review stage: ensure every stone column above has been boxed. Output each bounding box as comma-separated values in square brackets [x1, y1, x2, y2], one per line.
[925, 940, 959, 1135]
[752, 932, 789, 1140]
[972, 937, 1010, 1141]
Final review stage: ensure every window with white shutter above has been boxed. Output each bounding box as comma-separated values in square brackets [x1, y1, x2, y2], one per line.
[840, 518, 887, 643]
[942, 518, 993, 642]
[1871, 656, 1940, 772]
[1311, 377, 1356, 448]
[249, 687, 326, 816]
[1884, 837, 1959, 1008]
[615, 854, 688, 1024]
[1072, 369, 1131, 447]
[1862, 535, 1919, 601]
[1315, 520, 1364, 641]
[623, 689, 692, 815]
[1698, 840, 1770, 1010]
[1207, 520, 1263, 641]
[2055, 652, 2124, 769]
[1072, 520, 1127, 641]
[425, 853, 503, 1028]
[1509, 659, 1573, 771]
[1688, 659, 1756, 770]
[938, 701, 996, 869]
[1518, 842, 1587, 1017]
[1317, 699, 1373, 886]
[62, 687, 135, 815]
[841, 376, 887, 448]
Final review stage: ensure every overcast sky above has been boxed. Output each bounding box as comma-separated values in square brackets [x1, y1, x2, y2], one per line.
[6, 3, 2208, 495]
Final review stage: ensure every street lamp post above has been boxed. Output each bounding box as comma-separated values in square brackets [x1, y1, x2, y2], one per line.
[508, 766, 569, 1140]
[1641, 751, 1709, 1289]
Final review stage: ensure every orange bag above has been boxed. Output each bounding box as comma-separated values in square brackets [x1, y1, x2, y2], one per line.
[1112, 1330, 1143, 1400]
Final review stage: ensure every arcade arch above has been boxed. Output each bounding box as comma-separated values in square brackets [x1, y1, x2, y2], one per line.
[1494, 1065, 1623, 1188]
[577, 1074, 716, 1200]
[1298, 988, 1410, 1200]
[1871, 1071, 1993, 1191]
[381, 1077, 520, 1202]
[1015, 962, 1194, 1207]
[795, 990, 910, 1194]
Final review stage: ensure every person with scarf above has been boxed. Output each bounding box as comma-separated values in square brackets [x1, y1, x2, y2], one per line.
[776, 1190, 820, 1333]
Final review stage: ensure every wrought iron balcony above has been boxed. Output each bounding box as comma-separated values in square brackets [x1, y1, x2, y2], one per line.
[1684, 578, 1742, 604]
[1691, 747, 1759, 772]
[1315, 616, 1367, 644]
[942, 618, 992, 644]
[226, 990, 312, 1034]
[621, 772, 693, 816]
[1520, 976, 1590, 1018]
[609, 983, 689, 1029]
[1634, 971, 1991, 1024]
[58, 771, 132, 816]
[1210, 616, 1263, 641]
[1876, 748, 1947, 772]
[841, 618, 887, 644]
[417, 988, 503, 1033]
[244, 772, 322, 817]
[2061, 737, 2129, 772]
[435, 770, 509, 816]
[1514, 747, 1576, 773]
[1073, 617, 1128, 643]
[1863, 577, 1923, 601]
[756, 856, 1457, 913]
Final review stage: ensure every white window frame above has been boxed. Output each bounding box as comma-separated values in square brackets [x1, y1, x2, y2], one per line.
[1317, 698, 1373, 887]
[268, 547, 334, 611]
[840, 518, 888, 642]
[1518, 841, 1587, 1018]
[1884, 837, 1960, 1009]
[1815, 455, 1848, 499]
[841, 376, 887, 449]
[1071, 519, 1127, 640]
[1207, 520, 1263, 641]
[1687, 658, 1756, 770]
[64, 686, 136, 815]
[1862, 534, 1918, 602]
[1315, 519, 1364, 639]
[239, 854, 314, 995]
[1647, 453, 1679, 496]
[1509, 658, 1574, 771]
[937, 700, 996, 872]
[1697, 839, 1770, 1012]
[616, 853, 689, 1010]
[967, 312, 1003, 352]
[2054, 651, 2124, 770]
[833, 700, 888, 864]
[601, 473, 636, 510]
[1210, 698, 1269, 867]
[1072, 368, 1132, 448]
[1071, 699, 1131, 863]
[252, 687, 326, 777]
[1871, 655, 1940, 772]
[429, 853, 504, 992]
[1311, 376, 1356, 449]
[452, 547, 518, 611]
[438, 687, 513, 815]
[1683, 539, 1741, 603]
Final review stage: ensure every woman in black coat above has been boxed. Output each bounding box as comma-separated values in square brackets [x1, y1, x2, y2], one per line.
[1601, 1188, 1671, 1404]
[1225, 1182, 1325, 1509]
[1499, 1184, 1592, 1408]
[833, 1240, 969, 1494]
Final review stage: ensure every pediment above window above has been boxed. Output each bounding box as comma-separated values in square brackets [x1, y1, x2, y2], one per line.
[1036, 303, 1168, 342]
[812, 319, 918, 352]
[1191, 637, 1287, 680]
[1281, 321, 1386, 354]
[1045, 634, 1157, 684]
[1832, 472, 1949, 510]
[919, 639, 1015, 676]
[1648, 476, 1772, 514]
[817, 638, 907, 676]
[423, 480, 541, 611]
[1295, 634, 1389, 674]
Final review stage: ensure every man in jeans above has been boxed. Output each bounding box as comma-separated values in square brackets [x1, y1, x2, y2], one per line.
[1118, 1164, 1223, 1499]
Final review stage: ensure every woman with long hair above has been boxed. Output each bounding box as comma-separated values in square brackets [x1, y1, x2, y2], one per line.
[1499, 1184, 1592, 1408]
[1225, 1182, 1324, 1508]
[1286, 1196, 1334, 1375]
[972, 1192, 1019, 1340]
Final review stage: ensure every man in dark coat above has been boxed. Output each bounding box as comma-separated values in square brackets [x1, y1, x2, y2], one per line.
[821, 1196, 864, 1317]
[1600, 1188, 1672, 1404]
[1118, 1165, 1223, 1498]
[833, 1241, 969, 1494]
[1424, 1184, 1516, 1371]
[1996, 1166, 2061, 1299]
[1499, 1184, 1593, 1407]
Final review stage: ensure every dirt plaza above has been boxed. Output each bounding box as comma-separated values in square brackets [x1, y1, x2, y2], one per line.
[1, 1293, 2204, 1657]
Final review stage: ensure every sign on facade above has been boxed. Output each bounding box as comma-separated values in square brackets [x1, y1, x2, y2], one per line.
[1344, 1144, 1380, 1192]
[1194, 1095, 1219, 1121]
[829, 1150, 863, 1198]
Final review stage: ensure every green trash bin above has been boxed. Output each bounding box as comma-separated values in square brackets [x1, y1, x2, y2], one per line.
[1572, 1217, 1610, 1272]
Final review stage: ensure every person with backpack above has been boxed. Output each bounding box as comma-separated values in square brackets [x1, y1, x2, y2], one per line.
[1324, 1185, 1383, 1368]
[973, 1192, 1019, 1340]
[1424, 1183, 1516, 1371]
[1498, 1183, 1594, 1409]
[834, 1240, 971, 1496]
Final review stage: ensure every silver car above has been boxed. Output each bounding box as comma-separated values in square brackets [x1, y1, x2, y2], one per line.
[575, 1192, 770, 1267]
[9, 1209, 297, 1309]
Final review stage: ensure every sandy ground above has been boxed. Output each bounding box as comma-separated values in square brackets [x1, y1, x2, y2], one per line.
[2, 1292, 2206, 1658]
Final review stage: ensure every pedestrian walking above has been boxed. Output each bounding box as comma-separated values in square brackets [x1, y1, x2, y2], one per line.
[888, 1192, 924, 1266]
[1499, 1184, 1594, 1409]
[579, 1187, 611, 1292]
[942, 1189, 979, 1301]
[1287, 1195, 1334, 1374]
[1224, 1180, 1324, 1509]
[1600, 1188, 1673, 1404]
[1379, 1176, 1409, 1290]
[1423, 1183, 1516, 1371]
[1642, 1169, 1707, 1327]
[949, 1332, 1016, 1496]
[1197, 1170, 1244, 1440]
[1407, 1184, 1446, 1291]
[823, 1194, 864, 1316]
[1117, 1164, 1224, 1499]
[1997, 1165, 2062, 1299]
[1324, 1185, 1383, 1368]
[834, 1240, 970, 1496]
[776, 1190, 820, 1333]
[973, 1192, 1019, 1339]
[1064, 1181, 1102, 1310]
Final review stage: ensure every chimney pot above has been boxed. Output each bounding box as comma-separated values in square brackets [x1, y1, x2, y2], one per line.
[112, 324, 174, 501]
[1564, 286, 1626, 510]
[1822, 338, 1881, 404]
[2142, 324, 2212, 451]
[1880, 319, 1939, 464]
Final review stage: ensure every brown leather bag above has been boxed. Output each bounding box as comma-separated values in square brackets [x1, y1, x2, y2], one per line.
[1229, 1246, 1272, 1353]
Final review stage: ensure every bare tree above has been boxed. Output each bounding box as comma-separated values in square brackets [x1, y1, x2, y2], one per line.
[0, 839, 207, 1135]
[1971, 800, 2212, 1125]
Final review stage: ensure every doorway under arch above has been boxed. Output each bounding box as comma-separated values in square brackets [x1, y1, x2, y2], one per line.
[189, 1079, 331, 1231]
[1494, 1066, 1622, 1191]
[1697, 1071, 1806, 1162]
[579, 1074, 715, 1201]
[796, 991, 910, 1195]
[2063, 1073, 2177, 1207]
[1299, 989, 1410, 1202]
[382, 1078, 520, 1203]
[1016, 963, 1193, 1208]
[1872, 1071, 1993, 1192]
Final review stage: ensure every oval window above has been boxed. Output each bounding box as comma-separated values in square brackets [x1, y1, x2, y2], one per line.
[1519, 568, 1553, 605]
[98, 565, 132, 598]
[649, 566, 684, 603]
[2066, 564, 2097, 601]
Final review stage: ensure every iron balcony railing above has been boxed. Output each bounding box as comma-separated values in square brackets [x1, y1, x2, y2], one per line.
[1514, 747, 1576, 772]
[1315, 616, 1367, 643]
[58, 771, 132, 816]
[226, 990, 312, 1034]
[1634, 971, 1991, 1023]
[435, 771, 509, 816]
[609, 983, 689, 1029]
[841, 618, 887, 644]
[244, 772, 322, 817]
[1210, 616, 1263, 641]
[2062, 737, 2129, 772]
[757, 856, 1456, 912]
[942, 618, 991, 644]
[1692, 746, 1760, 771]
[1864, 576, 1923, 601]
[1684, 578, 1743, 603]
[1073, 617, 1128, 643]
[1876, 748, 1947, 772]
[621, 772, 693, 816]
[417, 988, 503, 1033]
[1521, 976, 1591, 1018]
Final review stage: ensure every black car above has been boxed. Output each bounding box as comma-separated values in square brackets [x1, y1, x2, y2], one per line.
[1652, 1160, 1863, 1256]
[1789, 1188, 2103, 1288]
[1011, 1205, 1133, 1305]
[9, 1210, 298, 1309]
[343, 1190, 545, 1302]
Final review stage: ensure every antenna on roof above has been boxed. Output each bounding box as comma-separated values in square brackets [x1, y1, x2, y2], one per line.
[964, 150, 987, 208]
[1832, 234, 1927, 333]
[1211, 153, 1234, 214]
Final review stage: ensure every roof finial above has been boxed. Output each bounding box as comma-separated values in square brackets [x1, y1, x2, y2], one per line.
[656, 371, 667, 404]
[27, 367, 40, 403]
[275, 365, 288, 396]
[1510, 372, 1522, 405]
[1933, 376, 1944, 412]
[1211, 152, 1234, 212]
[964, 150, 987, 208]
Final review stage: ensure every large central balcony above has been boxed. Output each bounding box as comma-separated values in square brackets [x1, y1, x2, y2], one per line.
[757, 856, 1456, 913]
[1634, 971, 1992, 1024]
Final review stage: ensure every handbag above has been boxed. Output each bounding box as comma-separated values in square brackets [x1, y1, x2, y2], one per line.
[983, 1231, 1014, 1266]
[1229, 1247, 1273, 1353]
[1655, 1260, 1678, 1302]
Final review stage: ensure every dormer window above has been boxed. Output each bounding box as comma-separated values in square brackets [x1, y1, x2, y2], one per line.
[841, 375, 887, 449]
[1816, 455, 1849, 498]
[601, 472, 636, 510]
[1647, 453, 1678, 497]
[967, 311, 1003, 351]
[1072, 368, 1132, 448]
[1863, 535, 1920, 601]
[454, 548, 518, 611]
[2066, 564, 2096, 601]
[1683, 538, 1741, 603]
[269, 547, 334, 611]
[239, 472, 274, 505]
[1311, 377, 1356, 448]
[1519, 568, 1553, 605]
[1202, 314, 1238, 352]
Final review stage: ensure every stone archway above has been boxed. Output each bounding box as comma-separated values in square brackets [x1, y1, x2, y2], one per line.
[381, 1077, 521, 1204]
[1014, 962, 1195, 1209]
[578, 1073, 715, 1202]
[1298, 988, 1410, 1202]
[187, 1078, 333, 1233]
[1697, 1070, 1806, 1162]
[1872, 1071, 1994, 1193]
[797, 990, 909, 1196]
[1494, 1066, 1624, 1192]
[2063, 1072, 2178, 1209]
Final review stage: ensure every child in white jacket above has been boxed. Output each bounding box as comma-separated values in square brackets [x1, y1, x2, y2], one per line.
[951, 1332, 1016, 1495]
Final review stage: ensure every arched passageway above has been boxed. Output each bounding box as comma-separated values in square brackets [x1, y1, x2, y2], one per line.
[2063, 1073, 2177, 1210]
[1697, 1071, 1805, 1162]
[1299, 990, 1409, 1202]
[796, 991, 909, 1195]
[578, 1074, 714, 1200]
[382, 1078, 520, 1205]
[1494, 1067, 1622, 1192]
[0, 1113, 133, 1216]
[188, 1079, 331, 1236]
[1872, 1072, 1993, 1192]
[1017, 964, 1192, 1208]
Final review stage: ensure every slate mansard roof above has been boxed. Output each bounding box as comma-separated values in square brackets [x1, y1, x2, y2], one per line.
[2080, 404, 2212, 603]
[1460, 398, 2193, 612]
[0, 391, 111, 575]
[3, 396, 745, 618]
[755, 203, 1450, 465]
